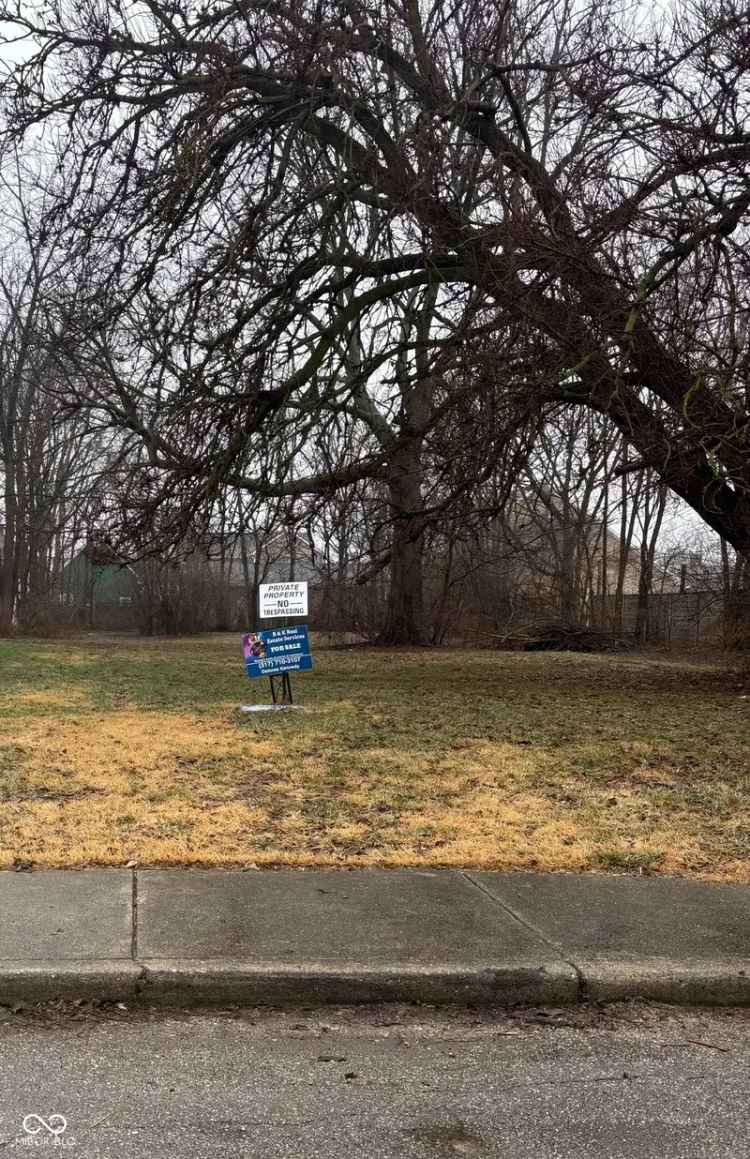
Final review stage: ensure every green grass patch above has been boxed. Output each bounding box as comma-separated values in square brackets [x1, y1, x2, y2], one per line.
[0, 634, 746, 878]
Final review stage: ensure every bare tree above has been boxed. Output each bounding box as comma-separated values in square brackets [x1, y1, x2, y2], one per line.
[0, 162, 104, 632]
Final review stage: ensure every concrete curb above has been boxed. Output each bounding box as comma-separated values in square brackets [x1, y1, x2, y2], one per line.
[0, 961, 143, 1004]
[0, 960, 577, 1009]
[136, 959, 579, 1007]
[579, 957, 750, 1006]
[2, 956, 750, 1008]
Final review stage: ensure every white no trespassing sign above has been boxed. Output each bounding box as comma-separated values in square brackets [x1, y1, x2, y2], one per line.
[259, 581, 308, 619]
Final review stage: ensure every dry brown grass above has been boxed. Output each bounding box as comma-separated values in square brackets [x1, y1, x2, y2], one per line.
[0, 636, 747, 879]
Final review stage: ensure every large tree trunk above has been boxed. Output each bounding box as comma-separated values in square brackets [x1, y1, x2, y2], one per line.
[377, 440, 427, 646]
[724, 554, 750, 651]
[376, 289, 434, 647]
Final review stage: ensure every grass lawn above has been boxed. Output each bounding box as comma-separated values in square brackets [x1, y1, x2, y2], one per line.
[0, 635, 747, 880]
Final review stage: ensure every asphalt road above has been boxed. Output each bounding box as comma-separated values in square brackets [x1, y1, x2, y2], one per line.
[0, 1002, 748, 1158]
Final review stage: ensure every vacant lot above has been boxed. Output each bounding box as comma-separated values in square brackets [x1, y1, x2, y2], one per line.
[0, 636, 747, 880]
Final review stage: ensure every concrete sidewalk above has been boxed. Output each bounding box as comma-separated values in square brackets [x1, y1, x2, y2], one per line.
[1, 869, 749, 1008]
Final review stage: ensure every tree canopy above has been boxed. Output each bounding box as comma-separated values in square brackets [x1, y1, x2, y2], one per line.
[1, 0, 750, 556]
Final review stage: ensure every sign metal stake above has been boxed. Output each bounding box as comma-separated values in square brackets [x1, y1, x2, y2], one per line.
[269, 671, 293, 705]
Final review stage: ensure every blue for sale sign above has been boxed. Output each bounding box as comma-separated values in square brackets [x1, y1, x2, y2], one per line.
[242, 626, 313, 678]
